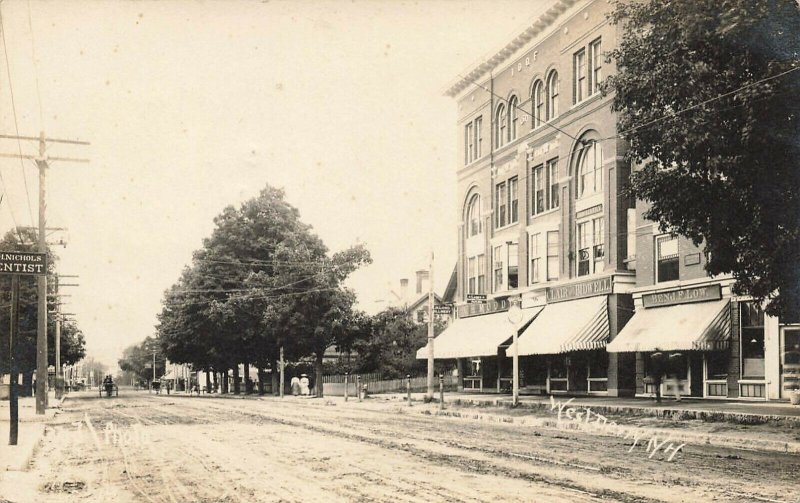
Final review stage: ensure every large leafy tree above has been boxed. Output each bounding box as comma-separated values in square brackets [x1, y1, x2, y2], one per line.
[606, 0, 800, 319]
[118, 336, 165, 382]
[0, 228, 86, 394]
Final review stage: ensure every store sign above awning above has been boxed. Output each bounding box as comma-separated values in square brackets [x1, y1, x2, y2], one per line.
[546, 276, 612, 304]
[642, 284, 721, 308]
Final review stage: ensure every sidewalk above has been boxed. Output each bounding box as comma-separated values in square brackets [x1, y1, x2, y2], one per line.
[0, 392, 62, 471]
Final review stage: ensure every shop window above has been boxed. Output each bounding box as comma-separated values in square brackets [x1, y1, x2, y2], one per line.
[706, 351, 728, 380]
[546, 231, 559, 281]
[588, 353, 608, 378]
[507, 243, 518, 289]
[550, 356, 568, 379]
[740, 302, 765, 379]
[656, 234, 679, 282]
[469, 359, 481, 376]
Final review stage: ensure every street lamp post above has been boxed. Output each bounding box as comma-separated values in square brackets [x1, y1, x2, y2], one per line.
[507, 297, 522, 407]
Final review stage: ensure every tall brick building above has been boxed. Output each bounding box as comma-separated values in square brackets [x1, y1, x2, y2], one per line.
[424, 0, 799, 401]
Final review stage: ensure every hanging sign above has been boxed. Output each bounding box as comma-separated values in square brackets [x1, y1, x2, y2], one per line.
[0, 251, 47, 276]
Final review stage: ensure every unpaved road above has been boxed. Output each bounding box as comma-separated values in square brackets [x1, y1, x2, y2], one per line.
[1, 390, 798, 503]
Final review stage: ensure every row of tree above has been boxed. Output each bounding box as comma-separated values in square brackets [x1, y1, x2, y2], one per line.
[151, 185, 372, 396]
[0, 228, 87, 395]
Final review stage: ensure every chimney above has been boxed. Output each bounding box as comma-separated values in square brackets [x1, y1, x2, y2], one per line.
[416, 270, 429, 295]
[400, 278, 409, 306]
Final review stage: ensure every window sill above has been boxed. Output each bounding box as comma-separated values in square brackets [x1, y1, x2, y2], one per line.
[495, 222, 519, 232]
[531, 207, 560, 220]
[569, 93, 603, 112]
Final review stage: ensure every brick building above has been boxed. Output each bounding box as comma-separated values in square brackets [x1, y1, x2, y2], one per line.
[425, 0, 798, 401]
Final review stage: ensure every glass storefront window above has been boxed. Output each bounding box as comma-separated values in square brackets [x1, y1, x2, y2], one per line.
[706, 351, 728, 380]
[588, 350, 608, 378]
[550, 356, 568, 379]
[740, 302, 765, 379]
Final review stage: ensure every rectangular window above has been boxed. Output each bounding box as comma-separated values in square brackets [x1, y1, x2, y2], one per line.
[508, 177, 518, 224]
[573, 48, 586, 104]
[547, 231, 559, 281]
[547, 158, 559, 210]
[577, 221, 591, 276]
[706, 351, 728, 380]
[508, 243, 518, 289]
[495, 182, 507, 228]
[533, 165, 545, 214]
[468, 256, 476, 294]
[529, 233, 540, 284]
[493, 245, 504, 291]
[477, 254, 486, 294]
[656, 234, 679, 282]
[741, 302, 765, 379]
[465, 122, 473, 164]
[593, 217, 605, 274]
[474, 117, 482, 159]
[588, 38, 602, 95]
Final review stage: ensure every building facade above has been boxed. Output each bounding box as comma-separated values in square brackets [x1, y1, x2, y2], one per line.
[427, 0, 797, 401]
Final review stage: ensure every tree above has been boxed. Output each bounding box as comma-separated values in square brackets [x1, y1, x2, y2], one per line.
[118, 337, 165, 383]
[606, 0, 800, 320]
[353, 307, 446, 380]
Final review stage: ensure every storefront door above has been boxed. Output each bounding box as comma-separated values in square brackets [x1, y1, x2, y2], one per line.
[780, 328, 800, 399]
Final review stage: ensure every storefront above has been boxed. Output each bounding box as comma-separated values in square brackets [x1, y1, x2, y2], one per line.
[607, 281, 787, 400]
[506, 275, 635, 396]
[415, 297, 541, 392]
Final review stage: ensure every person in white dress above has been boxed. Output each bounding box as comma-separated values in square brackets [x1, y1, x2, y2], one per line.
[299, 374, 310, 396]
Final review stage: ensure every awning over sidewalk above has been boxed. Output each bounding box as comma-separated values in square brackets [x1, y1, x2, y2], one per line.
[507, 295, 609, 355]
[606, 299, 730, 353]
[415, 307, 543, 359]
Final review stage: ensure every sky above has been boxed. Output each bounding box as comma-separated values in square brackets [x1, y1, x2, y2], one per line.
[0, 0, 552, 370]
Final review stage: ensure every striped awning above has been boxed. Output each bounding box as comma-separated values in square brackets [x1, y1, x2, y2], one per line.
[607, 299, 730, 353]
[415, 307, 543, 360]
[507, 296, 609, 355]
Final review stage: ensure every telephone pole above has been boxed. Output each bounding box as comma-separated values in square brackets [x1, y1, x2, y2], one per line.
[0, 131, 89, 414]
[426, 251, 435, 400]
[53, 274, 78, 399]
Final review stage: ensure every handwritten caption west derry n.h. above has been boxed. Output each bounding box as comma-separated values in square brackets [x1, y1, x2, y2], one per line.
[549, 396, 686, 462]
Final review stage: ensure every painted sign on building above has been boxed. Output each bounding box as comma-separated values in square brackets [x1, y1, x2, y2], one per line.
[546, 276, 613, 304]
[458, 297, 510, 318]
[642, 284, 722, 308]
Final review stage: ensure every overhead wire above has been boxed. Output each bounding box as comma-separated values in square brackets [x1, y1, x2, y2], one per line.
[0, 3, 35, 228]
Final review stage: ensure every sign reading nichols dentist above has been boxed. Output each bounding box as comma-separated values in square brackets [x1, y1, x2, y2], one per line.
[0, 251, 47, 276]
[546, 276, 613, 303]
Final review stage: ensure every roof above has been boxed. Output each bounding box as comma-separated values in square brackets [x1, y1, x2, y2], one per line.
[444, 0, 579, 97]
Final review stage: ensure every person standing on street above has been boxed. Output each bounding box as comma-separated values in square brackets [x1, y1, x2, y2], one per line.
[299, 374, 310, 396]
[649, 351, 665, 404]
[291, 376, 300, 396]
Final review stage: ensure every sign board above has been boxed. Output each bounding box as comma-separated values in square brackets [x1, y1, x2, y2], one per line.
[459, 297, 510, 318]
[466, 294, 487, 304]
[546, 276, 613, 304]
[642, 284, 722, 308]
[0, 251, 47, 276]
[433, 305, 452, 315]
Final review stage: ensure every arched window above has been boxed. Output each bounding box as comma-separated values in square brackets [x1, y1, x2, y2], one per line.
[507, 95, 518, 142]
[577, 140, 602, 198]
[546, 70, 559, 121]
[532, 81, 544, 128]
[495, 104, 506, 148]
[466, 194, 482, 237]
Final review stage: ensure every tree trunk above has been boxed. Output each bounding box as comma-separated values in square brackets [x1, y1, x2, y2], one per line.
[257, 368, 266, 395]
[270, 358, 278, 395]
[221, 370, 228, 394]
[243, 362, 251, 394]
[233, 365, 241, 394]
[22, 371, 33, 397]
[314, 353, 324, 398]
[205, 371, 211, 392]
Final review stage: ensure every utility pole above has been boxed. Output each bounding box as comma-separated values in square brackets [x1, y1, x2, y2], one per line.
[426, 250, 435, 400]
[0, 132, 88, 414]
[279, 345, 285, 398]
[9, 275, 19, 445]
[53, 275, 78, 400]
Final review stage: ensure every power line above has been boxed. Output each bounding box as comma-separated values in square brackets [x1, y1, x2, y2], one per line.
[0, 3, 35, 228]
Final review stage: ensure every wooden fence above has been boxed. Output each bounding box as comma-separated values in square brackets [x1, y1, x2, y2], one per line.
[322, 374, 458, 396]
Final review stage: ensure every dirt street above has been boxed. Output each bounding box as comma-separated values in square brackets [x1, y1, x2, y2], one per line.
[0, 390, 798, 503]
